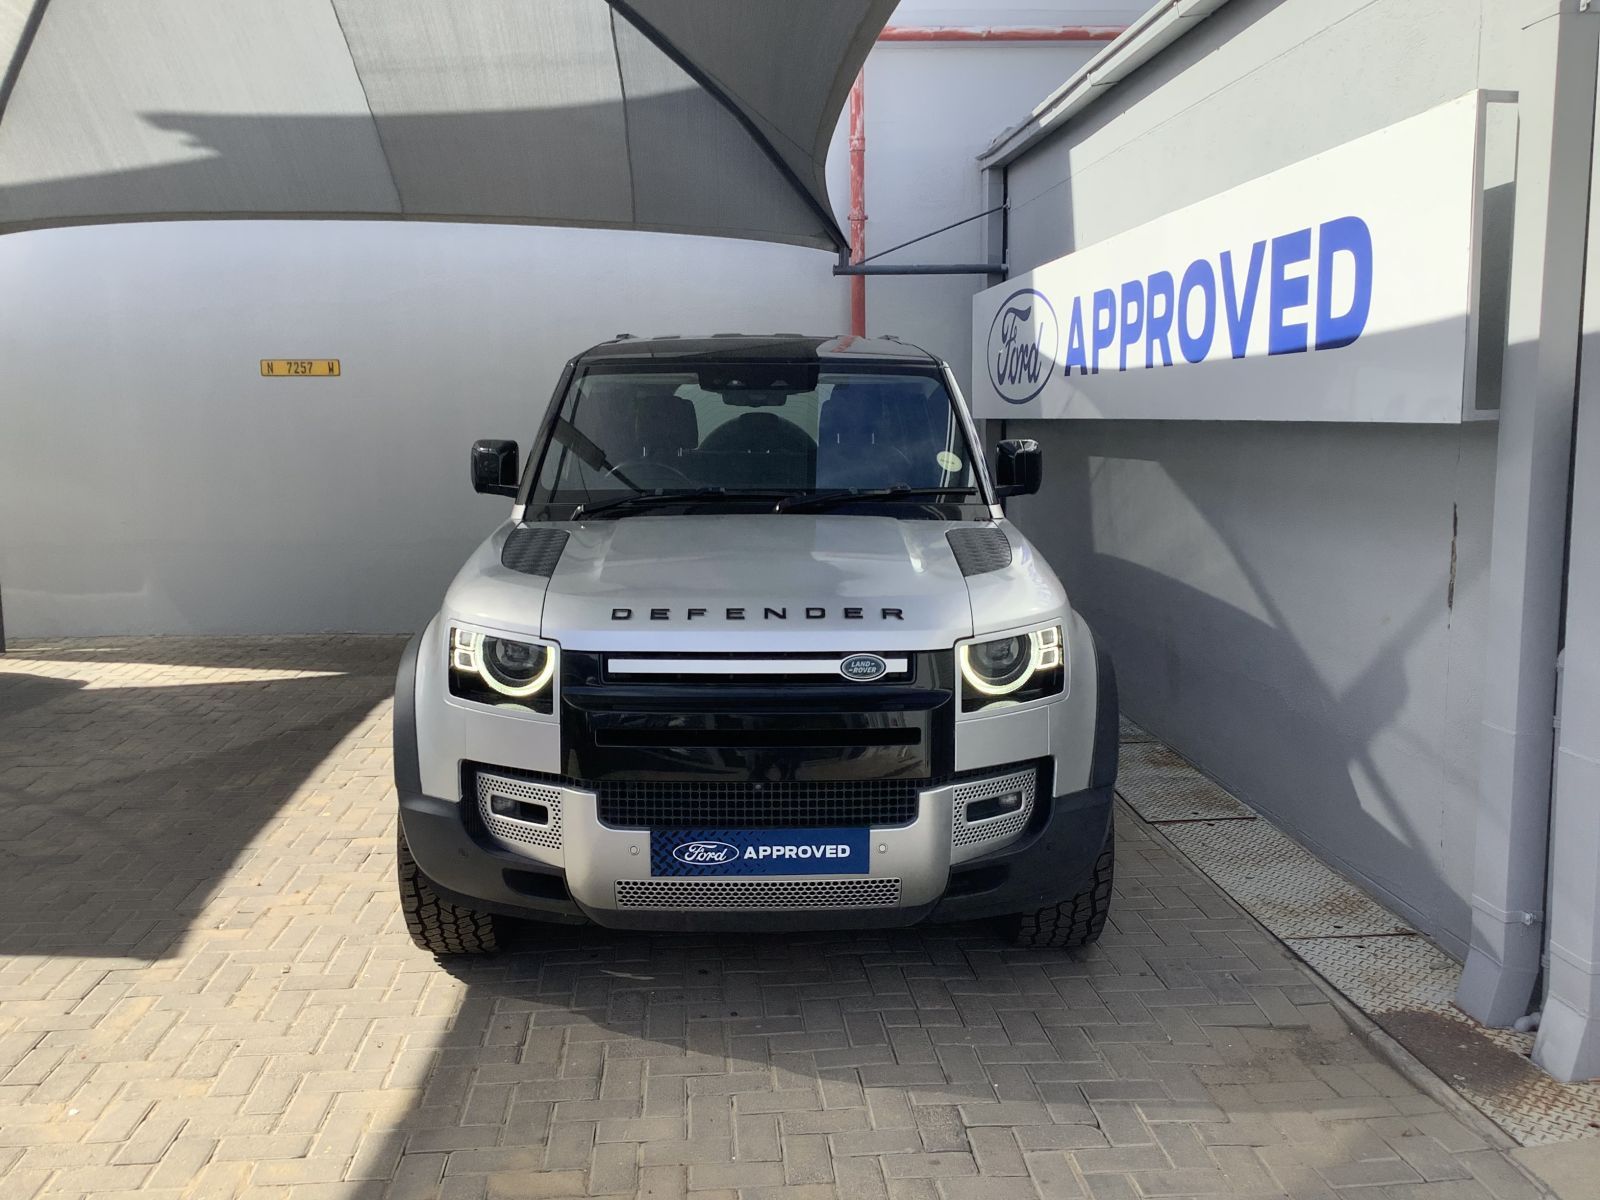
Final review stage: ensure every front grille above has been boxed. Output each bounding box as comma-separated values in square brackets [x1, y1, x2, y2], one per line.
[596, 777, 921, 830]
[602, 652, 915, 686]
[615, 878, 902, 910]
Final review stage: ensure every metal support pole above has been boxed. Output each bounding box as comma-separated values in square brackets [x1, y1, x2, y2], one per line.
[832, 263, 1004, 275]
[1533, 48, 1600, 1077]
[976, 165, 1009, 454]
[1458, 0, 1600, 1028]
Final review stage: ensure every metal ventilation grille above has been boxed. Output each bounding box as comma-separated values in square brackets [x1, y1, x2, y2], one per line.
[951, 766, 1037, 855]
[615, 878, 901, 910]
[597, 778, 920, 830]
[501, 526, 570, 576]
[946, 527, 1012, 577]
[476, 771, 563, 851]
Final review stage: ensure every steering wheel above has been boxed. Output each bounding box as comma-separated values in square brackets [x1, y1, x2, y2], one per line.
[604, 457, 695, 489]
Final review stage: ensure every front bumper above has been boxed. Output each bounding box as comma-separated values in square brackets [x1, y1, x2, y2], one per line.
[398, 773, 1113, 932]
[393, 614, 1118, 932]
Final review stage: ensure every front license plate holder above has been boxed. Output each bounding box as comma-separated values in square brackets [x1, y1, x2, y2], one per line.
[650, 828, 870, 876]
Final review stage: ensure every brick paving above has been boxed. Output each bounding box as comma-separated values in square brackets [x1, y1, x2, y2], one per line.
[0, 638, 1552, 1199]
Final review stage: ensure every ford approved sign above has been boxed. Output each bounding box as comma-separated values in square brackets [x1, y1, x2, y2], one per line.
[651, 828, 870, 876]
[971, 93, 1483, 423]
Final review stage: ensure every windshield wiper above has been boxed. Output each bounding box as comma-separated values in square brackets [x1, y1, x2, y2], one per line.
[574, 488, 793, 519]
[775, 486, 980, 513]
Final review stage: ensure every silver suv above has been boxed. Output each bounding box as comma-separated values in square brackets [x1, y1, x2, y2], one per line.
[393, 335, 1117, 953]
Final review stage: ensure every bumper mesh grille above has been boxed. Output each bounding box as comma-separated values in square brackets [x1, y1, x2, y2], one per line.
[597, 778, 920, 830]
[951, 766, 1037, 854]
[615, 878, 901, 910]
[476, 772, 564, 851]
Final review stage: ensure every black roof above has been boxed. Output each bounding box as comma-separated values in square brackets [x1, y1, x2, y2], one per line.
[574, 334, 940, 366]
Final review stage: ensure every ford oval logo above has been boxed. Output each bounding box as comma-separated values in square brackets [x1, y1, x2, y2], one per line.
[839, 653, 889, 682]
[672, 840, 739, 866]
[987, 287, 1059, 404]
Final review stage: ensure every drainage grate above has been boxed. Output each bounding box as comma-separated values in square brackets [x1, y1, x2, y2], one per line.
[1117, 742, 1255, 823]
[615, 877, 901, 910]
[1122, 729, 1600, 1147]
[1119, 716, 1156, 744]
[1160, 818, 1411, 939]
[1290, 935, 1600, 1146]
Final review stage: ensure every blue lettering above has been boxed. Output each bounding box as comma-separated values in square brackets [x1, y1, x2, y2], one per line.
[1269, 227, 1312, 355]
[1090, 288, 1115, 374]
[1316, 216, 1373, 350]
[1221, 241, 1266, 359]
[1177, 259, 1216, 364]
[1065, 295, 1088, 374]
[1145, 270, 1174, 368]
[1118, 280, 1144, 371]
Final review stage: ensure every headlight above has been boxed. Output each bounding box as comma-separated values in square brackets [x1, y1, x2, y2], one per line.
[449, 627, 555, 712]
[959, 625, 1063, 711]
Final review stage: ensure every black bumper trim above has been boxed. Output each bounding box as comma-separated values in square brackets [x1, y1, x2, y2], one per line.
[393, 632, 422, 799]
[399, 791, 587, 923]
[930, 785, 1112, 922]
[1089, 626, 1119, 790]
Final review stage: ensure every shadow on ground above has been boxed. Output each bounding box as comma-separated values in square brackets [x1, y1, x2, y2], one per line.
[0, 637, 404, 961]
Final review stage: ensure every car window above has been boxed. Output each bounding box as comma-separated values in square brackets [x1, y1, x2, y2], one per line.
[529, 364, 979, 511]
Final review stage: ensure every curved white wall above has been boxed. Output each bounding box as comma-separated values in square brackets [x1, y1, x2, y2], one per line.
[0, 221, 847, 634]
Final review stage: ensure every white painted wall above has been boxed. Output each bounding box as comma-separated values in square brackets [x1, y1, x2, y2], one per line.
[0, 222, 846, 634]
[858, 4, 1148, 385]
[998, 0, 1514, 957]
[0, 0, 1143, 638]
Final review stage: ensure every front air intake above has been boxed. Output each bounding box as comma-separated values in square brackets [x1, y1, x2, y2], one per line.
[614, 878, 901, 910]
[950, 766, 1037, 863]
[476, 771, 563, 852]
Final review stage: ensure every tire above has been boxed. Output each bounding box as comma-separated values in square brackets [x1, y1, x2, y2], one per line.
[1005, 813, 1115, 949]
[397, 827, 501, 955]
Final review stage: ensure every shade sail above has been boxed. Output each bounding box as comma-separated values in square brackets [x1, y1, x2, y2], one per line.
[0, 0, 892, 250]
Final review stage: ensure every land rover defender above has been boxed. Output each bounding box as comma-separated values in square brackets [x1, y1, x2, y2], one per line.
[393, 335, 1117, 952]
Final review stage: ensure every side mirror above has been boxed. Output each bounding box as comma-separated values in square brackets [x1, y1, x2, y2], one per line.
[471, 439, 520, 497]
[994, 438, 1042, 498]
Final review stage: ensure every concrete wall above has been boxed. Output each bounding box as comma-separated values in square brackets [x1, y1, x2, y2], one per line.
[1000, 0, 1517, 956]
[0, 0, 1140, 639]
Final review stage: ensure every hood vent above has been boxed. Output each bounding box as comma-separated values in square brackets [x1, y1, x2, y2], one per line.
[946, 527, 1012, 577]
[502, 526, 570, 576]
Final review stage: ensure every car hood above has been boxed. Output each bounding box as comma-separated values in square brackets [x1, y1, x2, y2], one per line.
[540, 514, 974, 653]
[442, 513, 1068, 654]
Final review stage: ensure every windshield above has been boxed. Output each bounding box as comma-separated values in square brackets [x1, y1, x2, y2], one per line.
[526, 363, 986, 518]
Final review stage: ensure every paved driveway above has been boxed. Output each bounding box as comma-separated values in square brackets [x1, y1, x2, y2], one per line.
[0, 639, 1546, 1199]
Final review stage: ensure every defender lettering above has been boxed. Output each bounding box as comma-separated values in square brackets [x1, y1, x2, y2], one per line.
[609, 606, 905, 621]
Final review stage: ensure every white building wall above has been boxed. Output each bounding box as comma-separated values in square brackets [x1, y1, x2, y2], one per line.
[853, 4, 1148, 384]
[0, 0, 1141, 639]
[0, 222, 847, 635]
[999, 0, 1515, 957]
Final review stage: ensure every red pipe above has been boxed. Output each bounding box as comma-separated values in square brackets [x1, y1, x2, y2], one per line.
[878, 26, 1126, 43]
[848, 72, 867, 336]
[848, 25, 1128, 338]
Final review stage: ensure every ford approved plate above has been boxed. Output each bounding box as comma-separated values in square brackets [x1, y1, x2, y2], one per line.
[651, 828, 869, 876]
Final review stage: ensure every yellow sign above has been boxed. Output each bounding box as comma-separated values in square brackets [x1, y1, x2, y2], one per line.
[260, 359, 341, 377]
